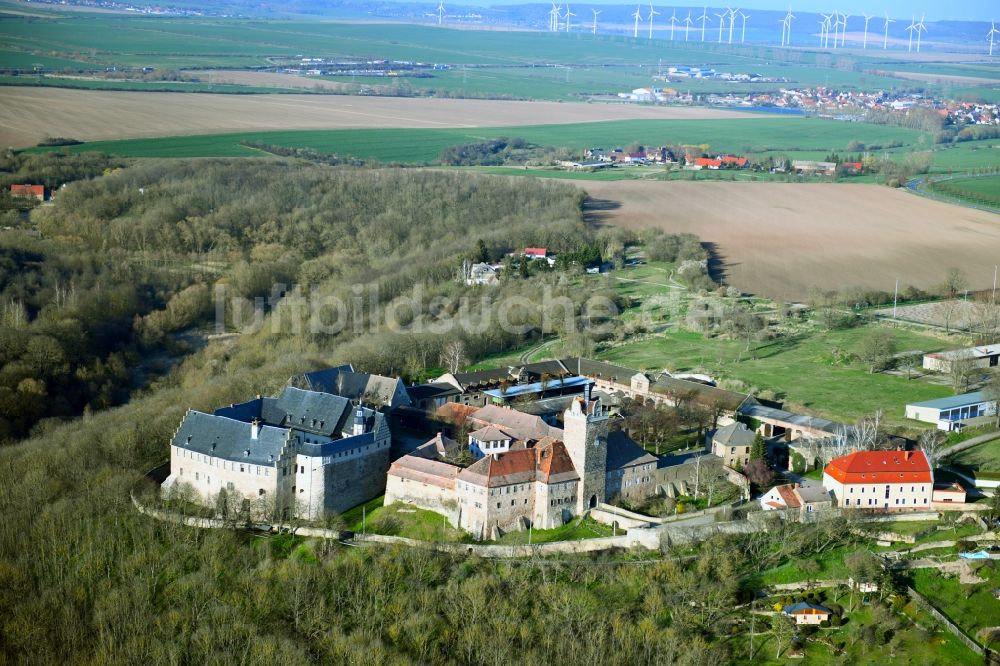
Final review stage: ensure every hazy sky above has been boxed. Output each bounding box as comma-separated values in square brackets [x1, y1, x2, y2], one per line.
[471, 1, 994, 23]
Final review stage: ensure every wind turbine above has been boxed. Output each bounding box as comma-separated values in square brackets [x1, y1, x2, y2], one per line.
[915, 14, 926, 52]
[648, 2, 659, 39]
[591, 8, 600, 35]
[727, 7, 739, 45]
[697, 6, 709, 41]
[988, 20, 999, 56]
[564, 3, 575, 32]
[783, 8, 795, 46]
[819, 13, 831, 48]
[779, 17, 787, 46]
[669, 8, 678, 41]
[882, 12, 894, 49]
[906, 15, 916, 52]
[739, 12, 749, 43]
[436, 1, 444, 25]
[861, 14, 871, 49]
[632, 5, 644, 39]
[549, 3, 560, 32]
[684, 10, 693, 41]
[715, 10, 726, 43]
[839, 14, 851, 48]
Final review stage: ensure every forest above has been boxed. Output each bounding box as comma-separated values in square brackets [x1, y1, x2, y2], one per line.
[0, 154, 677, 439]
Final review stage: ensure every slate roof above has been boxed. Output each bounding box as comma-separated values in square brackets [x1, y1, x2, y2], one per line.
[406, 382, 462, 401]
[650, 376, 751, 412]
[172, 411, 289, 466]
[738, 403, 843, 434]
[783, 602, 832, 615]
[606, 431, 658, 471]
[297, 365, 407, 406]
[214, 387, 353, 437]
[713, 422, 756, 447]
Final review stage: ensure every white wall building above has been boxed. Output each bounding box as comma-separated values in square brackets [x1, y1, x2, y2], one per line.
[822, 450, 932, 512]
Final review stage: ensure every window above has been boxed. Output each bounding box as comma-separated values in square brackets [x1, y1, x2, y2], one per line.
[496, 502, 501, 509]
[259, 489, 266, 496]
[195, 472, 200, 481]
[240, 465, 245, 473]
[227, 482, 234, 491]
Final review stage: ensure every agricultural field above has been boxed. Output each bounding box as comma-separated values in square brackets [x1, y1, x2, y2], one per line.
[13, 88, 918, 155]
[0, 87, 758, 148]
[582, 180, 1000, 299]
[599, 325, 953, 426]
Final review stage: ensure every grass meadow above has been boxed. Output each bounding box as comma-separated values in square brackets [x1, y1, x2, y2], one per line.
[599, 325, 953, 426]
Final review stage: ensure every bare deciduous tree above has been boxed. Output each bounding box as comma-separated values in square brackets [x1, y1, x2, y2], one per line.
[439, 339, 468, 374]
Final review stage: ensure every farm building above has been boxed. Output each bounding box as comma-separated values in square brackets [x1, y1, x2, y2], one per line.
[792, 160, 836, 176]
[823, 450, 932, 511]
[905, 391, 996, 431]
[923, 343, 1000, 373]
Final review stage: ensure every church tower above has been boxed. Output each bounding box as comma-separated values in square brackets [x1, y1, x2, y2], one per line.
[562, 386, 608, 514]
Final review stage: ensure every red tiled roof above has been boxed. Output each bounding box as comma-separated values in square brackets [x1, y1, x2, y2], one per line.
[10, 184, 44, 198]
[524, 247, 547, 256]
[825, 450, 932, 485]
[435, 403, 478, 425]
[694, 157, 721, 168]
[536, 439, 579, 483]
[776, 484, 801, 508]
[720, 155, 748, 166]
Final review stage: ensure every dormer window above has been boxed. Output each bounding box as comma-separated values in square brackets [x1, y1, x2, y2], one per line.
[244, 449, 250, 457]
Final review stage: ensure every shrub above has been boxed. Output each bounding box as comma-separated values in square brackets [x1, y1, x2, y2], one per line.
[820, 619, 831, 628]
[830, 615, 842, 627]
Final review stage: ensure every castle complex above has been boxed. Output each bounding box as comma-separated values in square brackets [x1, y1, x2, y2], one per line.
[385, 390, 657, 539]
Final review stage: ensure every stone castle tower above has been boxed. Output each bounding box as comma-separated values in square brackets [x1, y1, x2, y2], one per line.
[563, 387, 609, 514]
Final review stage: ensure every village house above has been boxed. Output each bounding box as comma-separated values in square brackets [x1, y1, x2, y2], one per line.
[385, 390, 657, 539]
[783, 602, 833, 625]
[711, 421, 756, 468]
[759, 483, 833, 516]
[792, 160, 837, 176]
[162, 386, 392, 520]
[466, 262, 501, 286]
[822, 450, 933, 511]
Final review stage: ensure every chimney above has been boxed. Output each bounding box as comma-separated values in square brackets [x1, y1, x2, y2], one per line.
[353, 406, 365, 436]
[251, 419, 260, 440]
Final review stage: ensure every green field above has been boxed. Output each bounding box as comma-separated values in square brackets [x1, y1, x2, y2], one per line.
[38, 116, 926, 163]
[950, 439, 1000, 471]
[912, 567, 1000, 652]
[600, 326, 953, 426]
